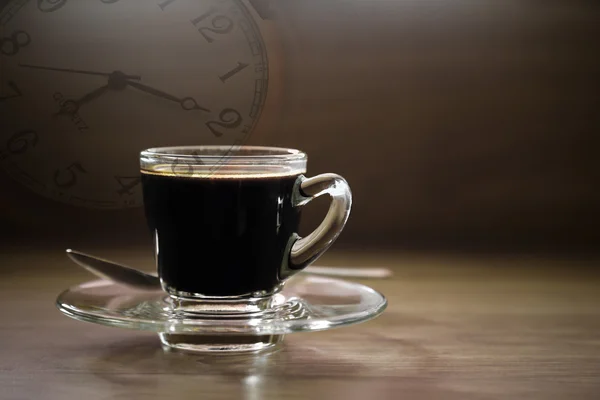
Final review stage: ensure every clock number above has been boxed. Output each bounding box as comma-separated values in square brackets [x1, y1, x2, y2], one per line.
[115, 176, 141, 196]
[6, 130, 38, 155]
[37, 0, 68, 13]
[54, 162, 87, 189]
[191, 8, 234, 43]
[1, 31, 31, 57]
[158, 0, 176, 10]
[206, 109, 242, 137]
[2, 129, 38, 160]
[0, 81, 22, 102]
[170, 150, 205, 176]
[1, 0, 28, 25]
[219, 62, 249, 83]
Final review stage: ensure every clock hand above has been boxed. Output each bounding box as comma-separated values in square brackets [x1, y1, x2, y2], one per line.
[54, 84, 109, 116]
[19, 63, 141, 80]
[125, 80, 210, 112]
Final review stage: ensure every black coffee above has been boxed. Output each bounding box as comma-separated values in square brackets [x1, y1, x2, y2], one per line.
[141, 171, 301, 297]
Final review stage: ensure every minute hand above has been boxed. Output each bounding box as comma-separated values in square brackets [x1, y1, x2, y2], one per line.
[19, 63, 141, 80]
[125, 81, 209, 112]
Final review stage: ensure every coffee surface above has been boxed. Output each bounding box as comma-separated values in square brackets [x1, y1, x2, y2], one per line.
[141, 172, 301, 297]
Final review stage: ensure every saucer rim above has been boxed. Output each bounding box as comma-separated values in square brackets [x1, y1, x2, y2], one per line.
[55, 276, 388, 336]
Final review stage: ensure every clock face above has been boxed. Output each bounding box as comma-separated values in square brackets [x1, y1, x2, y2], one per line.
[0, 0, 269, 209]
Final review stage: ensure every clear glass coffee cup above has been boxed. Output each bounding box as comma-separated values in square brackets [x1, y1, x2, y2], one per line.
[140, 146, 352, 315]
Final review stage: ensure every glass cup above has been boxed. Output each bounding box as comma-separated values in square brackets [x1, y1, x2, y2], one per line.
[139, 146, 352, 316]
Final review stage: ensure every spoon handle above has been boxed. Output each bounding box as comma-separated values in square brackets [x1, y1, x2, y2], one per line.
[66, 249, 161, 289]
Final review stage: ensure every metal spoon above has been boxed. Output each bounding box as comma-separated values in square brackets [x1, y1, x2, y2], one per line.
[66, 249, 161, 289]
[65, 249, 392, 290]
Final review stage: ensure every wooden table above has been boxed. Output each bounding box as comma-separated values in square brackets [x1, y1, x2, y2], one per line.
[2, 245, 599, 399]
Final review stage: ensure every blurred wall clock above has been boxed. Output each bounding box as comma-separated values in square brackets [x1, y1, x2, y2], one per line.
[0, 0, 284, 213]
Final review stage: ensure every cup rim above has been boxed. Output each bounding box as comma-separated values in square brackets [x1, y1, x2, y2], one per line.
[140, 145, 307, 161]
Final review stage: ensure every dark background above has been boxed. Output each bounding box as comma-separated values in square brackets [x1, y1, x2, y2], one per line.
[1, 0, 599, 255]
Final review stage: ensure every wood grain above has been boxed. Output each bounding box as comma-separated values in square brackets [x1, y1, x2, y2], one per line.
[2, 246, 599, 399]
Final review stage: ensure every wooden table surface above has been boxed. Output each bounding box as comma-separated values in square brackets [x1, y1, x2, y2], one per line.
[1, 245, 599, 399]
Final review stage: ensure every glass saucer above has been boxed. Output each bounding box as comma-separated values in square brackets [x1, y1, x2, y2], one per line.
[56, 275, 387, 354]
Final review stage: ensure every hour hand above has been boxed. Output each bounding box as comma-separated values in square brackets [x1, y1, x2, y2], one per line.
[55, 84, 109, 116]
[125, 81, 210, 112]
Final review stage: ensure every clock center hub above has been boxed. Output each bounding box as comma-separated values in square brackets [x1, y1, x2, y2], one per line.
[108, 71, 130, 91]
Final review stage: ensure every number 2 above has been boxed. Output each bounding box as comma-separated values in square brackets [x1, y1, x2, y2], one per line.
[206, 109, 242, 137]
[191, 8, 234, 43]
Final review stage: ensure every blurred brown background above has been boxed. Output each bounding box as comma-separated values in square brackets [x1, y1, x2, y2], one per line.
[2, 0, 599, 254]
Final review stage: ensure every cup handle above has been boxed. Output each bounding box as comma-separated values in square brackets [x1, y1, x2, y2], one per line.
[281, 173, 352, 278]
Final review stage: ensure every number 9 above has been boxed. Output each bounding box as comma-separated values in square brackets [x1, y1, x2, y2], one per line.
[7, 130, 38, 155]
